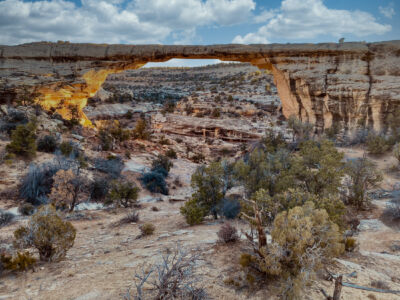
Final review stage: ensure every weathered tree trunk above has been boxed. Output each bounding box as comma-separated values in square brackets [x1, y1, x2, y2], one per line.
[333, 275, 343, 300]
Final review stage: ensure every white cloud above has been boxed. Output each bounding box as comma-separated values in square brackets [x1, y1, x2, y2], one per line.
[234, 0, 392, 44]
[0, 0, 256, 45]
[379, 3, 395, 19]
[253, 9, 275, 24]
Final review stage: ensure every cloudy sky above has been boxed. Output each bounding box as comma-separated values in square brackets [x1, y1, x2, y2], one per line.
[0, 0, 398, 45]
[0, 0, 398, 66]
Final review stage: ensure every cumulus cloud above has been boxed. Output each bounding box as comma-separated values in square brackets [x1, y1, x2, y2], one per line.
[379, 3, 395, 19]
[234, 0, 392, 44]
[0, 0, 256, 45]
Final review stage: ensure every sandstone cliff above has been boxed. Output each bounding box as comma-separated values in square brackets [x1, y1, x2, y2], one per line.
[1, 41, 399, 131]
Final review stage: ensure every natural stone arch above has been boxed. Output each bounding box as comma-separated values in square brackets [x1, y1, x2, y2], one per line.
[1, 41, 400, 132]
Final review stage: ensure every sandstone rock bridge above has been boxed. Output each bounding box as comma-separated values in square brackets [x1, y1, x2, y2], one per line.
[1, 41, 400, 131]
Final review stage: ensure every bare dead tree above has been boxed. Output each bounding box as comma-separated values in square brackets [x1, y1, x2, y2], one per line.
[126, 245, 206, 300]
[241, 198, 267, 253]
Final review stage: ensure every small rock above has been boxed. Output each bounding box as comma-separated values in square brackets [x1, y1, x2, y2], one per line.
[139, 196, 162, 203]
[172, 229, 194, 236]
[73, 290, 101, 300]
[71, 134, 84, 141]
[158, 233, 171, 239]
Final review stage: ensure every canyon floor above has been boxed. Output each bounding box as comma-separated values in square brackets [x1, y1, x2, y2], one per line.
[0, 63, 399, 300]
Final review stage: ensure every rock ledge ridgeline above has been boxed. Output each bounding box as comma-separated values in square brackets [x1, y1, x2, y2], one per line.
[1, 41, 399, 131]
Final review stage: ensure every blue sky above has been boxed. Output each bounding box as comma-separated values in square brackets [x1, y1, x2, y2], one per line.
[0, 0, 398, 66]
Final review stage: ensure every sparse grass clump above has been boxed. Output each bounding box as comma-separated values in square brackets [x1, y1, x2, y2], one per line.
[140, 223, 155, 236]
[119, 211, 139, 224]
[13, 205, 76, 262]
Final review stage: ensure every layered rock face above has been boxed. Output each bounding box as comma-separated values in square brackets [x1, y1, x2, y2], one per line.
[1, 41, 399, 131]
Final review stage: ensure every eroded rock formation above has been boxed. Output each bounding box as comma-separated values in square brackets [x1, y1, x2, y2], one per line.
[1, 41, 399, 131]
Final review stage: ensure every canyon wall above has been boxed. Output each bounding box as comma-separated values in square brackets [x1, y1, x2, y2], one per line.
[0, 41, 399, 131]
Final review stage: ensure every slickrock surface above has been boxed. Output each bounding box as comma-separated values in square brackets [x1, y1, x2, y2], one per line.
[1, 41, 400, 131]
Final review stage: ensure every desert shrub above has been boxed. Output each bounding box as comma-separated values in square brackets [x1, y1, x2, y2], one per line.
[242, 202, 344, 299]
[370, 280, 390, 290]
[158, 135, 171, 145]
[287, 115, 313, 142]
[211, 108, 221, 118]
[49, 169, 85, 212]
[384, 198, 400, 221]
[19, 161, 64, 204]
[234, 148, 294, 198]
[140, 223, 155, 236]
[133, 117, 151, 140]
[151, 155, 173, 174]
[366, 133, 390, 154]
[105, 180, 140, 208]
[180, 162, 224, 225]
[98, 120, 131, 150]
[130, 246, 205, 300]
[191, 152, 205, 163]
[37, 135, 58, 153]
[324, 123, 341, 141]
[0, 210, 14, 227]
[6, 120, 37, 158]
[387, 108, 400, 142]
[293, 139, 346, 196]
[343, 157, 383, 208]
[13, 205, 76, 261]
[217, 223, 238, 243]
[218, 198, 241, 219]
[59, 141, 73, 157]
[18, 203, 35, 216]
[345, 237, 357, 252]
[125, 110, 133, 119]
[256, 188, 346, 229]
[261, 129, 288, 153]
[0, 109, 28, 134]
[0, 251, 36, 272]
[90, 177, 110, 202]
[162, 100, 176, 113]
[165, 148, 177, 159]
[97, 127, 113, 151]
[180, 198, 207, 226]
[94, 157, 123, 179]
[140, 171, 169, 195]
